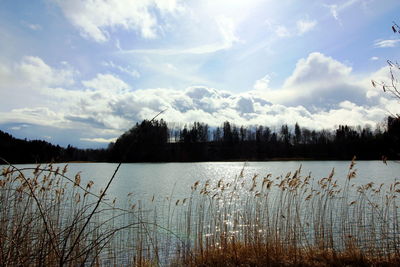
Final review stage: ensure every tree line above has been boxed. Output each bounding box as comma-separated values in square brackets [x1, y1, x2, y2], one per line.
[0, 131, 108, 164]
[1, 117, 399, 164]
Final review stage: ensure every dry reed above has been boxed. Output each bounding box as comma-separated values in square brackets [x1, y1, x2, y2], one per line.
[1, 158, 399, 266]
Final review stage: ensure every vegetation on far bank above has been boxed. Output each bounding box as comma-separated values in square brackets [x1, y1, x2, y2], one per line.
[1, 116, 400, 164]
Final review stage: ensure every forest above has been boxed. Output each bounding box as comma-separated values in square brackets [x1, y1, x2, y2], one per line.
[1, 116, 399, 164]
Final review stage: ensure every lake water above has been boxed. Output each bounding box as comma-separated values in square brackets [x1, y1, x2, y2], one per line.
[7, 160, 400, 202]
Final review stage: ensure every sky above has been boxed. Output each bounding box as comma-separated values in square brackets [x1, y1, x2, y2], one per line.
[1, 0, 400, 148]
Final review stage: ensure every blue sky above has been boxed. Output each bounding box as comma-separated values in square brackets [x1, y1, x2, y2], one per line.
[1, 0, 400, 148]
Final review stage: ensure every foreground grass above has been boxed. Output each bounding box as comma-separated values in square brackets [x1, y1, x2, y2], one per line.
[1, 158, 399, 266]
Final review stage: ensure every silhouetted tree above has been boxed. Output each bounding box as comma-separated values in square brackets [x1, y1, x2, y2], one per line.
[110, 119, 169, 161]
[239, 126, 247, 142]
[280, 124, 290, 145]
[223, 121, 233, 143]
[294, 123, 301, 145]
[213, 127, 222, 142]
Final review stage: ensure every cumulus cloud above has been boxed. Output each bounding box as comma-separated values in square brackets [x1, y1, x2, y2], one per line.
[0, 56, 76, 111]
[52, 0, 183, 42]
[253, 75, 271, 91]
[284, 52, 352, 87]
[1, 52, 398, 146]
[16, 56, 75, 87]
[56, 81, 394, 133]
[254, 52, 370, 108]
[82, 73, 130, 93]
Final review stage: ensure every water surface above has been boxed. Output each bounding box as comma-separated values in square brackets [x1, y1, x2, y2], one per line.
[16, 160, 399, 201]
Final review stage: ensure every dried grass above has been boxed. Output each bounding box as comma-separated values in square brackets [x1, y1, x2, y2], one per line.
[1, 158, 399, 266]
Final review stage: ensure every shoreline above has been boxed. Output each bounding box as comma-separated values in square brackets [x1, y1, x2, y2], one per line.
[4, 158, 393, 165]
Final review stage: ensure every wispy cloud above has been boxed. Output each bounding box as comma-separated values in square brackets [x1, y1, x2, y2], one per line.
[102, 61, 140, 78]
[28, 24, 42, 31]
[119, 16, 239, 55]
[296, 19, 317, 35]
[21, 21, 42, 31]
[374, 39, 400, 48]
[52, 0, 183, 42]
[270, 18, 316, 39]
[10, 124, 29, 131]
[325, 0, 360, 23]
[215, 16, 240, 48]
[327, 5, 339, 21]
[80, 137, 117, 143]
[120, 43, 231, 56]
[275, 25, 290, 38]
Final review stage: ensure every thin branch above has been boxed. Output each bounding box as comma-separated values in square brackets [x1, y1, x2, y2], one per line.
[150, 108, 168, 123]
[61, 163, 121, 265]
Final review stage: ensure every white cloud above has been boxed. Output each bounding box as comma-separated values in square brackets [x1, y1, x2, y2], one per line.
[253, 75, 271, 91]
[327, 5, 339, 21]
[374, 39, 400, 48]
[312, 102, 384, 128]
[10, 124, 29, 131]
[250, 52, 379, 109]
[102, 61, 140, 78]
[2, 53, 398, 146]
[56, 79, 391, 133]
[296, 19, 317, 35]
[28, 24, 42, 31]
[52, 0, 183, 42]
[269, 18, 316, 39]
[0, 56, 76, 111]
[82, 73, 130, 93]
[275, 25, 290, 38]
[29, 24, 41, 30]
[325, 0, 360, 23]
[284, 52, 352, 88]
[370, 56, 379, 61]
[366, 89, 379, 98]
[215, 16, 240, 48]
[21, 21, 42, 31]
[80, 137, 117, 143]
[120, 15, 239, 55]
[17, 56, 75, 87]
[0, 107, 64, 126]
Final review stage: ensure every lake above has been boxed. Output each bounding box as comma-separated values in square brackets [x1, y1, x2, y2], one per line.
[7, 160, 400, 203]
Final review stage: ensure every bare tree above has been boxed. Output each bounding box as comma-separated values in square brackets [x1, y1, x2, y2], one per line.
[372, 22, 400, 111]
